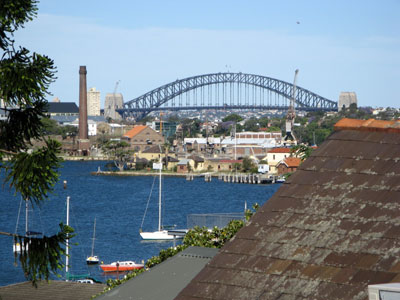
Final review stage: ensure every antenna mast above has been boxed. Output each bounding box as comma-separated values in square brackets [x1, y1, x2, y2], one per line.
[284, 69, 298, 144]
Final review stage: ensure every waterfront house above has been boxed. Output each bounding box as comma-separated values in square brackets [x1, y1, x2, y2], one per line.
[266, 147, 292, 174]
[276, 156, 301, 175]
[176, 118, 400, 300]
[188, 155, 205, 171]
[135, 145, 179, 169]
[139, 144, 164, 161]
[163, 156, 179, 171]
[204, 158, 242, 172]
[122, 125, 165, 152]
[177, 158, 192, 173]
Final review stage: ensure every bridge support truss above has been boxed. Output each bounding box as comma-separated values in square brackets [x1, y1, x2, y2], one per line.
[120, 72, 337, 120]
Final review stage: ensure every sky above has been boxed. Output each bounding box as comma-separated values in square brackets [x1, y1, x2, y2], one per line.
[14, 0, 400, 109]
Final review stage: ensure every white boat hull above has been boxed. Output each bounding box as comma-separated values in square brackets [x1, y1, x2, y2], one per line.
[140, 230, 183, 240]
[13, 242, 28, 253]
[86, 255, 99, 264]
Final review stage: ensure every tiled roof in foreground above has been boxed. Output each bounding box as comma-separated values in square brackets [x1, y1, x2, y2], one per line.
[176, 118, 400, 300]
[0, 281, 105, 300]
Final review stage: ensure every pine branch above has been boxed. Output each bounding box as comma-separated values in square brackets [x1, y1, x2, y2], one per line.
[0, 148, 17, 155]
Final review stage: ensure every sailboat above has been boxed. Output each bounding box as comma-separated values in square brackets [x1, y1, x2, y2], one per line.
[140, 160, 185, 240]
[64, 195, 93, 282]
[13, 198, 42, 253]
[86, 218, 99, 264]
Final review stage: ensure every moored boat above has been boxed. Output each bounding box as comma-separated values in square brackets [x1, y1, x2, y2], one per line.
[100, 261, 144, 272]
[140, 160, 186, 240]
[140, 230, 176, 240]
[86, 255, 99, 265]
[86, 218, 99, 264]
[13, 198, 42, 253]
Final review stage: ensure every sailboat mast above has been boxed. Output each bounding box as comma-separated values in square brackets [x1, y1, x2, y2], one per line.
[158, 158, 162, 232]
[91, 218, 96, 256]
[66, 196, 70, 279]
[25, 200, 28, 235]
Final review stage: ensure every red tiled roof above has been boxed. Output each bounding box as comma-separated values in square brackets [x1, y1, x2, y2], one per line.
[123, 125, 147, 139]
[334, 118, 400, 132]
[177, 118, 400, 300]
[278, 157, 301, 168]
[268, 147, 292, 153]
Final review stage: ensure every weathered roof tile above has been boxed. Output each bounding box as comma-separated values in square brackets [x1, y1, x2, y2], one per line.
[266, 259, 294, 275]
[353, 254, 381, 269]
[375, 256, 399, 272]
[249, 211, 293, 227]
[350, 269, 397, 285]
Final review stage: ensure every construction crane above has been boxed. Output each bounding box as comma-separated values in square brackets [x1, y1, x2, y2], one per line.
[159, 112, 163, 136]
[113, 80, 120, 101]
[284, 69, 298, 144]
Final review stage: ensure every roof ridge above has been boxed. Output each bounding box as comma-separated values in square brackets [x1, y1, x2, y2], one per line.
[334, 118, 400, 133]
[123, 125, 147, 139]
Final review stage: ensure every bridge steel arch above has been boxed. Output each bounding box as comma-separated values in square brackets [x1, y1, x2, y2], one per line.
[121, 72, 337, 119]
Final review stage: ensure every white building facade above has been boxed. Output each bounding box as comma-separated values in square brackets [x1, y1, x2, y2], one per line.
[87, 87, 101, 116]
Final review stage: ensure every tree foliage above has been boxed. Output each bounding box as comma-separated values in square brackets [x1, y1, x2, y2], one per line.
[102, 140, 133, 171]
[243, 117, 260, 132]
[181, 118, 201, 137]
[0, 0, 72, 285]
[241, 156, 256, 173]
[222, 113, 243, 123]
[291, 144, 314, 161]
[15, 223, 75, 284]
[41, 117, 77, 139]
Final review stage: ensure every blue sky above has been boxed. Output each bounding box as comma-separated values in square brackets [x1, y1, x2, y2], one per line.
[14, 0, 400, 108]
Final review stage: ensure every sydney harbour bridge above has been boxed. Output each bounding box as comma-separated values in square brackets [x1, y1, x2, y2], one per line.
[118, 72, 337, 120]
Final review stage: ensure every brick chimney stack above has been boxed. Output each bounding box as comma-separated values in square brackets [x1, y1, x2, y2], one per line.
[79, 66, 88, 139]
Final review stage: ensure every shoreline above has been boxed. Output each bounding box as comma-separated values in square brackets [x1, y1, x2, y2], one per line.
[61, 156, 110, 161]
[91, 170, 208, 177]
[61, 157, 281, 183]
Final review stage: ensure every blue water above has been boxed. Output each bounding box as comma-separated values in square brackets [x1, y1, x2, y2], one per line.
[0, 161, 280, 286]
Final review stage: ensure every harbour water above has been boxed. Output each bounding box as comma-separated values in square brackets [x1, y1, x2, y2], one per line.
[0, 161, 280, 286]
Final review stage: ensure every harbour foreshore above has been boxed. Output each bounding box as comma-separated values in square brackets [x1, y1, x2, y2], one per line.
[91, 170, 194, 177]
[62, 156, 280, 183]
[61, 156, 109, 161]
[91, 170, 280, 184]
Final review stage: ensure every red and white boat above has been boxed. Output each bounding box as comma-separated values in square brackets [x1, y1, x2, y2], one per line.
[100, 261, 144, 272]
